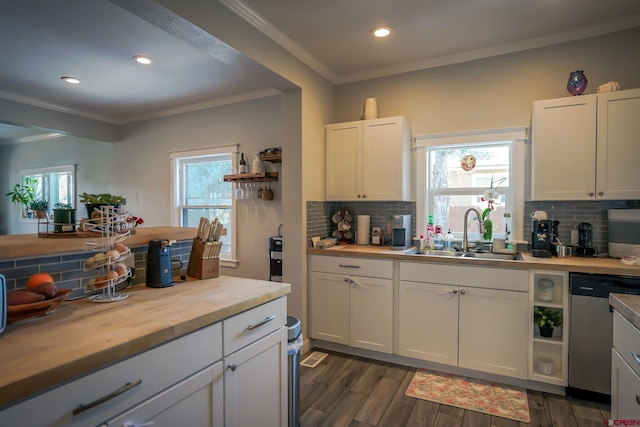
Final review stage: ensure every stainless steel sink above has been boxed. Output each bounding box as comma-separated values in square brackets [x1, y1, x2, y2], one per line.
[404, 248, 521, 261]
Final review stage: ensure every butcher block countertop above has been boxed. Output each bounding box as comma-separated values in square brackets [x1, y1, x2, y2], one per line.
[0, 276, 290, 409]
[0, 226, 197, 260]
[610, 293, 640, 330]
[308, 244, 640, 277]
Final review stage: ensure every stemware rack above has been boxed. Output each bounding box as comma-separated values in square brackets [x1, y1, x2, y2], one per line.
[82, 206, 132, 303]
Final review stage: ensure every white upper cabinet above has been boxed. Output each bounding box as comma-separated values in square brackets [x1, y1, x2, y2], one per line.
[326, 116, 411, 201]
[531, 88, 640, 201]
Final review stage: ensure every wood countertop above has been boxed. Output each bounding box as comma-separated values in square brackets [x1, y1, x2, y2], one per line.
[307, 244, 640, 277]
[0, 276, 290, 409]
[0, 227, 197, 260]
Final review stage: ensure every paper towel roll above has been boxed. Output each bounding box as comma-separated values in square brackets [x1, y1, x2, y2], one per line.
[357, 215, 370, 245]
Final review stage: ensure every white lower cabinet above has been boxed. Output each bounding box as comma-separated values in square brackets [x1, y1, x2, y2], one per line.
[0, 297, 288, 427]
[223, 297, 287, 427]
[612, 310, 640, 419]
[398, 262, 529, 379]
[104, 362, 224, 427]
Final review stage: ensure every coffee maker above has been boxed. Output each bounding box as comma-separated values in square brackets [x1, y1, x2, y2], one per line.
[147, 240, 174, 288]
[576, 222, 596, 256]
[531, 220, 553, 258]
[390, 214, 411, 250]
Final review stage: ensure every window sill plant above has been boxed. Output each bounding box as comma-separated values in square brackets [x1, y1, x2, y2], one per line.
[5, 177, 37, 217]
[534, 306, 563, 338]
[29, 199, 49, 219]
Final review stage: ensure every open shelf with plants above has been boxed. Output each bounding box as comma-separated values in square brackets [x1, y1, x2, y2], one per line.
[528, 270, 569, 386]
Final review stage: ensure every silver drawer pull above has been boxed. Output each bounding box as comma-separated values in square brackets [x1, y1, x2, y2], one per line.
[73, 379, 142, 416]
[229, 364, 237, 372]
[632, 351, 640, 365]
[247, 315, 276, 331]
[636, 394, 640, 405]
[339, 264, 360, 269]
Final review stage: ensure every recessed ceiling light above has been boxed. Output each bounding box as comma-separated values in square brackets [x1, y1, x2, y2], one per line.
[371, 26, 392, 38]
[133, 55, 152, 65]
[60, 76, 80, 84]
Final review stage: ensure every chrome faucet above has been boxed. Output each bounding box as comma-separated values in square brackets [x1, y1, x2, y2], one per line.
[462, 207, 485, 253]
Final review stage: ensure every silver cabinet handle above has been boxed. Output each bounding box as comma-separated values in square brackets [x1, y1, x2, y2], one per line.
[73, 379, 142, 416]
[229, 364, 237, 372]
[247, 314, 276, 331]
[636, 395, 640, 405]
[631, 351, 640, 366]
[339, 264, 360, 269]
[589, 192, 595, 197]
[460, 288, 466, 295]
[452, 289, 458, 294]
[598, 191, 604, 197]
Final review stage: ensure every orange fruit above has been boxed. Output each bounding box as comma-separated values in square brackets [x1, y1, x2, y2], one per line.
[26, 273, 55, 289]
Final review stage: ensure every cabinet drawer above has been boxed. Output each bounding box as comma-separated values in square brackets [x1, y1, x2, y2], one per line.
[310, 255, 393, 279]
[224, 297, 287, 356]
[400, 262, 528, 292]
[614, 311, 640, 377]
[0, 322, 222, 427]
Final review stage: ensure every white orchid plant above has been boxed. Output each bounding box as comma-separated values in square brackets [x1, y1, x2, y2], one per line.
[480, 176, 506, 240]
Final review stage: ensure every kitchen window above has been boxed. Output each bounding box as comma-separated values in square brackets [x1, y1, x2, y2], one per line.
[19, 165, 75, 220]
[170, 145, 237, 264]
[414, 127, 527, 242]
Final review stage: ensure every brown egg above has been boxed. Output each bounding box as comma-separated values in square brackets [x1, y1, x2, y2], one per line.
[114, 262, 128, 276]
[85, 256, 96, 268]
[106, 249, 120, 261]
[114, 243, 129, 254]
[106, 270, 119, 281]
[95, 276, 108, 288]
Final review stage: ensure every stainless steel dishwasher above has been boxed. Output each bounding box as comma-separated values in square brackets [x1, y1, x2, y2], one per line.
[568, 273, 640, 402]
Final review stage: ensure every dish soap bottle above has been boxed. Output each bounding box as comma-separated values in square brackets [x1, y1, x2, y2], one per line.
[444, 229, 455, 251]
[426, 216, 435, 250]
[434, 226, 445, 250]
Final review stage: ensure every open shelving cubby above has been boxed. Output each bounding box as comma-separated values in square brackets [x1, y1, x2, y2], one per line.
[529, 270, 569, 386]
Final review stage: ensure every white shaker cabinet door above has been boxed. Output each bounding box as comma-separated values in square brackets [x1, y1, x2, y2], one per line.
[325, 121, 362, 200]
[362, 117, 410, 201]
[398, 281, 459, 366]
[531, 95, 597, 200]
[349, 276, 393, 353]
[309, 272, 350, 345]
[596, 88, 640, 200]
[103, 363, 224, 427]
[224, 328, 287, 427]
[458, 287, 529, 379]
[612, 349, 640, 420]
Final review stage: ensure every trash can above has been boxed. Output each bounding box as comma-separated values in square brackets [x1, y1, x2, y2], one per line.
[286, 315, 302, 427]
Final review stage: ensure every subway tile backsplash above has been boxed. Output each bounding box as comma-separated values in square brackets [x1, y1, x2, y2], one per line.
[308, 199, 640, 255]
[0, 239, 194, 300]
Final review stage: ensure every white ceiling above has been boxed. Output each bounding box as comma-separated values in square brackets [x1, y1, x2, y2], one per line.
[1, 0, 639, 142]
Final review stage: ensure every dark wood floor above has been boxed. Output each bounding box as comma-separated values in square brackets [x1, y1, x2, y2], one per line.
[299, 350, 611, 427]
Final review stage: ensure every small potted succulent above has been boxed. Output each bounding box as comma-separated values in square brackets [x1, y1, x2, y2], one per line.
[534, 306, 563, 338]
[29, 199, 49, 219]
[53, 202, 76, 233]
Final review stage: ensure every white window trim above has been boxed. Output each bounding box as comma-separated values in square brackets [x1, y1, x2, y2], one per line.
[169, 144, 238, 266]
[19, 165, 76, 223]
[414, 126, 528, 243]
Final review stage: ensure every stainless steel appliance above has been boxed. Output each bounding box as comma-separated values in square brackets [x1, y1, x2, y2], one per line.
[531, 219, 553, 257]
[609, 208, 640, 258]
[0, 274, 6, 335]
[390, 214, 411, 250]
[568, 273, 640, 402]
[269, 236, 283, 282]
[146, 240, 174, 288]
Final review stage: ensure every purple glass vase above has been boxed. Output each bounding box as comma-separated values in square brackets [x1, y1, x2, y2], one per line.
[567, 70, 588, 96]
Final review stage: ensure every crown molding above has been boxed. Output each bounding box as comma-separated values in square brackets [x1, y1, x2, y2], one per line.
[221, 1, 640, 85]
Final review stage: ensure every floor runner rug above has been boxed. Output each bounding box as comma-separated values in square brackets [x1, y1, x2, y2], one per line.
[405, 369, 530, 423]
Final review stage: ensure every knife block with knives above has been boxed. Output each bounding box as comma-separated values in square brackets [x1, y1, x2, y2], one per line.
[187, 217, 224, 280]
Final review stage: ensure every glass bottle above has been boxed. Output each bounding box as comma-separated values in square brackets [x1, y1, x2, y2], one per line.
[434, 226, 445, 250]
[238, 153, 247, 174]
[444, 229, 455, 251]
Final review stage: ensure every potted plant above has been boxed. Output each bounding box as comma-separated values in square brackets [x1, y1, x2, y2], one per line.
[534, 306, 563, 338]
[53, 202, 76, 233]
[29, 199, 49, 219]
[6, 177, 37, 217]
[79, 193, 126, 218]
